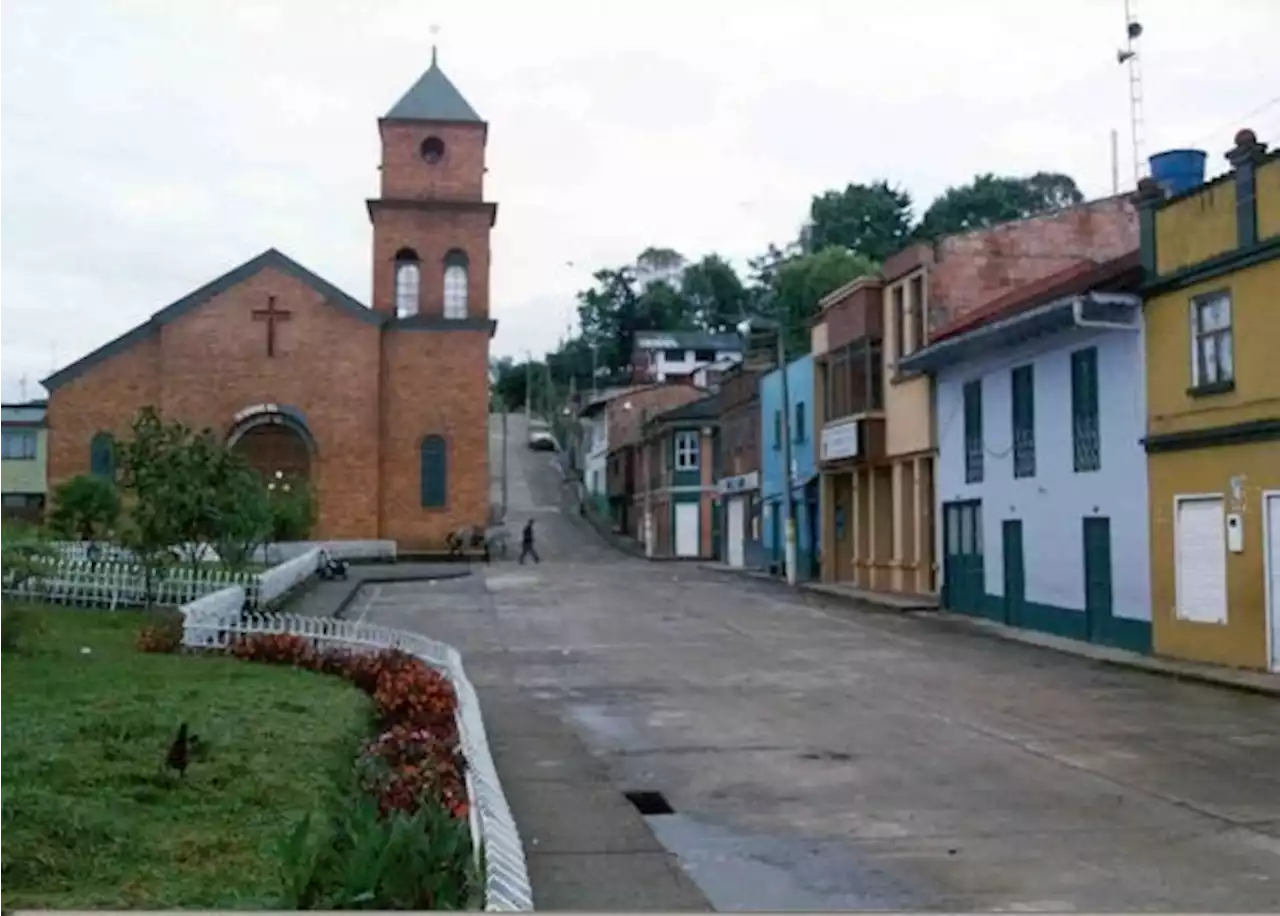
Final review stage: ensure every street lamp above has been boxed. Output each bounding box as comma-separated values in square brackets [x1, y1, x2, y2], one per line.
[737, 315, 796, 586]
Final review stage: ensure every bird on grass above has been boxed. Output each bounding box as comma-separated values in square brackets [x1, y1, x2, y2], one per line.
[164, 722, 201, 778]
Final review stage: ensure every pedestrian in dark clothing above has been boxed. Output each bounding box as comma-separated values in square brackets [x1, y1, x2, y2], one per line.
[519, 519, 541, 564]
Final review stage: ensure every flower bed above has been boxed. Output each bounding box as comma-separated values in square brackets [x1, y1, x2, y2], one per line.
[178, 593, 533, 911]
[226, 633, 479, 908]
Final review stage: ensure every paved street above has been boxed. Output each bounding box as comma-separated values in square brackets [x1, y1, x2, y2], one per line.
[358, 413, 1280, 911]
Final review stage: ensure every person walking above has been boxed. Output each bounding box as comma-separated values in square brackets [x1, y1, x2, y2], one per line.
[518, 518, 541, 565]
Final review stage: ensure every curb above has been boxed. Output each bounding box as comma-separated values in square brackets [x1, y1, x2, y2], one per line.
[326, 569, 476, 620]
[700, 564, 1280, 699]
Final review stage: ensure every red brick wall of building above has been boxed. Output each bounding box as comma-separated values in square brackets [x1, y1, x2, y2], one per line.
[379, 330, 490, 548]
[882, 197, 1138, 332]
[48, 268, 386, 540]
[369, 206, 493, 320]
[378, 122, 487, 201]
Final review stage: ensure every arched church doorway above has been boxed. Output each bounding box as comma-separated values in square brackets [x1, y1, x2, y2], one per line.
[225, 404, 316, 482]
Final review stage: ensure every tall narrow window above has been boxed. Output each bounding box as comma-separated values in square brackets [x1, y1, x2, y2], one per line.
[794, 400, 806, 443]
[1071, 347, 1101, 472]
[443, 249, 469, 319]
[1011, 364, 1035, 478]
[420, 435, 447, 508]
[892, 284, 906, 363]
[773, 409, 782, 450]
[1190, 290, 1233, 388]
[963, 380, 983, 484]
[908, 273, 925, 355]
[394, 248, 421, 317]
[1008, 365, 1039, 478]
[90, 432, 116, 480]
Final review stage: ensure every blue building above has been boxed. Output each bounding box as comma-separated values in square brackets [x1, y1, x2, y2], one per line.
[760, 355, 820, 580]
[899, 254, 1152, 652]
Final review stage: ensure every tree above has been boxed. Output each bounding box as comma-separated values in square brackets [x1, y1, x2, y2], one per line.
[114, 407, 275, 600]
[1, 520, 55, 592]
[210, 467, 273, 571]
[681, 254, 747, 332]
[769, 247, 880, 355]
[803, 181, 915, 262]
[266, 473, 316, 542]
[491, 360, 534, 411]
[916, 172, 1085, 240]
[115, 409, 190, 605]
[634, 246, 686, 288]
[47, 474, 121, 542]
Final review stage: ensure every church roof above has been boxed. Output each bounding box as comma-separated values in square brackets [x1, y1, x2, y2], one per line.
[385, 51, 483, 123]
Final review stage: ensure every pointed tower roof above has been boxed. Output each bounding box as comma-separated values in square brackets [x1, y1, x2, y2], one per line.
[385, 48, 483, 123]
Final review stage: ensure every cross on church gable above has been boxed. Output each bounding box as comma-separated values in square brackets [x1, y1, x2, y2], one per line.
[252, 295, 293, 357]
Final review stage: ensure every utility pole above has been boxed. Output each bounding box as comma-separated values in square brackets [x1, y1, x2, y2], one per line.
[642, 406, 654, 557]
[738, 313, 796, 585]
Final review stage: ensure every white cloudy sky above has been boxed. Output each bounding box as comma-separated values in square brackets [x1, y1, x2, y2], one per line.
[2, 0, 1277, 400]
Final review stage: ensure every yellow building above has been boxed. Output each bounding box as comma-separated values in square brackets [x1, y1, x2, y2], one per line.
[1139, 130, 1280, 672]
[2, 400, 49, 521]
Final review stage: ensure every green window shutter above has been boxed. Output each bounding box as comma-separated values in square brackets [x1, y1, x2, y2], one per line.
[90, 432, 116, 480]
[963, 380, 983, 483]
[420, 435, 447, 508]
[1072, 347, 1101, 472]
[1011, 365, 1035, 478]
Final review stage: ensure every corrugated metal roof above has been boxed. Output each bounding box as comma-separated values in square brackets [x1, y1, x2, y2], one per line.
[633, 331, 741, 351]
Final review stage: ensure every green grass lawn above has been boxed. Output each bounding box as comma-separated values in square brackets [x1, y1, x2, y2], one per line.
[1, 604, 372, 910]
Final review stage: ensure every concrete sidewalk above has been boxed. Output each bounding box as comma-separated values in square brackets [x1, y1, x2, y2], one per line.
[290, 567, 711, 911]
[699, 562, 1280, 698]
[479, 688, 711, 911]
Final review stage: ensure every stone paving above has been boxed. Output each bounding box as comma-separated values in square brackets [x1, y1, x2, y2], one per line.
[346, 413, 1280, 911]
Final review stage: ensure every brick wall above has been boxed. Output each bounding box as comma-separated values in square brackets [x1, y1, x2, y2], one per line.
[605, 384, 704, 452]
[380, 329, 490, 548]
[370, 206, 492, 319]
[378, 122, 487, 201]
[925, 197, 1138, 329]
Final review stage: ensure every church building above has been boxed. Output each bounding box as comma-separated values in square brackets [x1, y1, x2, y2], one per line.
[42, 52, 497, 548]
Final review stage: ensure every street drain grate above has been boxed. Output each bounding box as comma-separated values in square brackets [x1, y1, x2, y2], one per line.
[800, 750, 853, 761]
[624, 790, 675, 816]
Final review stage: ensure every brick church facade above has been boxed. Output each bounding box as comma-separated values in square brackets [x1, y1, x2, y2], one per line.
[42, 53, 497, 547]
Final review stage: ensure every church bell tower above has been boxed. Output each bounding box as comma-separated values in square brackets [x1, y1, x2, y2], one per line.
[372, 47, 497, 550]
[369, 47, 497, 322]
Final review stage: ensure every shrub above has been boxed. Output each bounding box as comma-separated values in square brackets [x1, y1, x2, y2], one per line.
[230, 633, 317, 667]
[135, 608, 185, 654]
[356, 725, 468, 820]
[278, 794, 480, 910]
[371, 655, 458, 736]
[47, 474, 121, 542]
[266, 474, 316, 542]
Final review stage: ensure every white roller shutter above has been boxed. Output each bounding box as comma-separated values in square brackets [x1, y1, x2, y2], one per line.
[1175, 497, 1227, 624]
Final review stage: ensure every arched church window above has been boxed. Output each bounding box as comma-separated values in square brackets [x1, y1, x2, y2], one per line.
[443, 249, 469, 319]
[394, 248, 421, 317]
[420, 435, 447, 508]
[89, 432, 116, 480]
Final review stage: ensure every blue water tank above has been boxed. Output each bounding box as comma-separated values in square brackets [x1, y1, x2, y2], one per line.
[1148, 149, 1207, 197]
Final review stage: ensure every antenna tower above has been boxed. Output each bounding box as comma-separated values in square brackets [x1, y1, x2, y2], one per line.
[1117, 0, 1146, 187]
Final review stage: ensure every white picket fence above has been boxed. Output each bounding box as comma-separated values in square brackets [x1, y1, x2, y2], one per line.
[180, 594, 534, 912]
[50, 539, 397, 566]
[4, 548, 325, 611]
